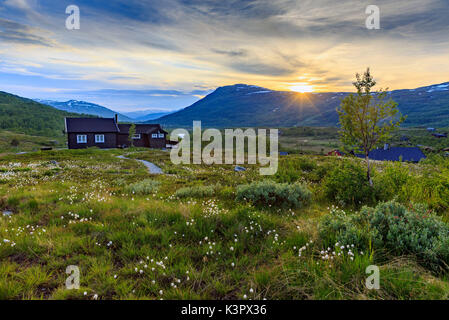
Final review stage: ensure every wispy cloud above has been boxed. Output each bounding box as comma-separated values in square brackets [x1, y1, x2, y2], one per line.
[0, 0, 448, 110]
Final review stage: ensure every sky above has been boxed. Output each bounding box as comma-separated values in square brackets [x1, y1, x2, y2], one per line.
[0, 0, 448, 112]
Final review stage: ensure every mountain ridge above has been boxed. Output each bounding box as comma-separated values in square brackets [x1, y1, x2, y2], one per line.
[150, 82, 449, 128]
[34, 99, 133, 122]
[0, 92, 92, 137]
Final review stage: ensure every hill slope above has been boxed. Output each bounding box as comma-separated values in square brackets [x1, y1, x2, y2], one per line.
[153, 83, 449, 128]
[0, 92, 85, 137]
[35, 99, 132, 122]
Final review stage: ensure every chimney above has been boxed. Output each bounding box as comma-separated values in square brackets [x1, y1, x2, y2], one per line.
[384, 143, 390, 150]
[114, 114, 118, 124]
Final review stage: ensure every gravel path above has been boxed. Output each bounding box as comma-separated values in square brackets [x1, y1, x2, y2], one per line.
[117, 155, 163, 174]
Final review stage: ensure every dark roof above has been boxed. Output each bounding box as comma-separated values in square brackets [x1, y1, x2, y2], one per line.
[432, 133, 447, 138]
[356, 147, 426, 162]
[65, 118, 119, 133]
[118, 124, 167, 134]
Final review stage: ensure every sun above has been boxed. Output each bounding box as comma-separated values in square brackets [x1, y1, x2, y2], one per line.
[289, 84, 314, 93]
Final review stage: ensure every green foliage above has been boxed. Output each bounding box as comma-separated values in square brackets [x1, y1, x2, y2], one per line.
[236, 180, 311, 209]
[125, 179, 160, 195]
[128, 124, 136, 147]
[322, 160, 374, 207]
[2, 148, 449, 300]
[174, 185, 215, 198]
[407, 166, 449, 213]
[320, 201, 449, 272]
[0, 91, 88, 137]
[319, 207, 368, 248]
[337, 68, 405, 184]
[366, 202, 449, 271]
[373, 162, 411, 202]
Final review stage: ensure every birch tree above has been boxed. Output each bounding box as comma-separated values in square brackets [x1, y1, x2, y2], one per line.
[337, 68, 405, 186]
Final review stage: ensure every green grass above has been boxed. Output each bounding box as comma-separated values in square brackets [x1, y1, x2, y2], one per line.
[0, 131, 65, 154]
[0, 148, 448, 300]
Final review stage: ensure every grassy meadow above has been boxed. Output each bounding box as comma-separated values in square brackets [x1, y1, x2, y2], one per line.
[1, 145, 449, 300]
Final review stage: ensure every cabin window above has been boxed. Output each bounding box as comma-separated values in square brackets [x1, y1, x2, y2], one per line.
[151, 133, 158, 138]
[158, 133, 165, 138]
[77, 135, 87, 143]
[95, 134, 105, 143]
[132, 134, 141, 140]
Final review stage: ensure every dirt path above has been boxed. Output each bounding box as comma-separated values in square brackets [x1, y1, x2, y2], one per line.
[117, 155, 163, 174]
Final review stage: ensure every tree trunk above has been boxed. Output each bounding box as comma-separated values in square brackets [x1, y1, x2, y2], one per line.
[366, 155, 373, 187]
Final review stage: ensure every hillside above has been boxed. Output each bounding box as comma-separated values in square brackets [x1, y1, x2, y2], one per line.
[35, 99, 132, 122]
[152, 83, 449, 128]
[0, 92, 85, 137]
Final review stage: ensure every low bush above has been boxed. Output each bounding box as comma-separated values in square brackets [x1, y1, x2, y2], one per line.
[322, 160, 374, 207]
[174, 185, 215, 198]
[319, 201, 449, 272]
[236, 180, 311, 209]
[407, 167, 449, 213]
[125, 179, 160, 195]
[373, 162, 411, 202]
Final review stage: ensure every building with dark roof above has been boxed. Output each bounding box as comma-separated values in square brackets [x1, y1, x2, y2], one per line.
[355, 145, 426, 162]
[432, 133, 448, 138]
[64, 116, 171, 149]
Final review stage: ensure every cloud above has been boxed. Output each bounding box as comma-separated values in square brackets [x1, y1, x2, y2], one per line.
[0, 0, 448, 108]
[0, 18, 53, 46]
[228, 62, 295, 76]
[211, 49, 247, 57]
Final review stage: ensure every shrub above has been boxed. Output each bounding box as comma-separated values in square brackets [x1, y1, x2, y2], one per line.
[407, 167, 449, 213]
[319, 201, 449, 272]
[318, 207, 368, 248]
[125, 179, 160, 195]
[322, 160, 374, 207]
[275, 157, 328, 183]
[174, 185, 215, 198]
[365, 202, 449, 271]
[373, 162, 411, 202]
[236, 180, 311, 209]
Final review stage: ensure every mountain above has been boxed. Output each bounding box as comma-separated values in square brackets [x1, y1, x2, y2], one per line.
[0, 92, 89, 137]
[122, 110, 173, 121]
[35, 99, 132, 122]
[152, 83, 449, 128]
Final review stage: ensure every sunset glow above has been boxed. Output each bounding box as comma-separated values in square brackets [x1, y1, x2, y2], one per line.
[0, 1, 448, 111]
[289, 84, 314, 93]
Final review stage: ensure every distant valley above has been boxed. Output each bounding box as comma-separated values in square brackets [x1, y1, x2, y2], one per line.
[122, 110, 173, 121]
[1, 81, 448, 140]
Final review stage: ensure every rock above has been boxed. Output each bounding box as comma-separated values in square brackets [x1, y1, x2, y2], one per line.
[234, 166, 246, 172]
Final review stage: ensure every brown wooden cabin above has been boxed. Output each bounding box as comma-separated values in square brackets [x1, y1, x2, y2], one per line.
[64, 115, 171, 149]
